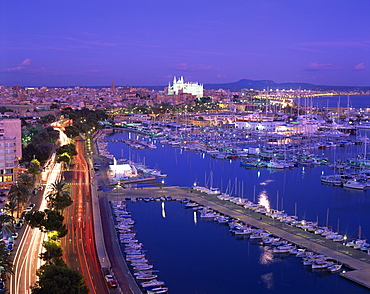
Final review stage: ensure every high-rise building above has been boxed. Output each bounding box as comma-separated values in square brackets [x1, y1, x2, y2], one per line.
[0, 119, 22, 187]
[111, 80, 116, 93]
[168, 76, 203, 98]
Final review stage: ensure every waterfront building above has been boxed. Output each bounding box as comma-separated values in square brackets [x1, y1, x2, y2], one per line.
[168, 76, 204, 98]
[235, 113, 320, 134]
[0, 118, 21, 188]
[108, 157, 137, 183]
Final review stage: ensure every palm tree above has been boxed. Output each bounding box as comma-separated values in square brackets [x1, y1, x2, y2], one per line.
[0, 242, 13, 275]
[0, 214, 14, 239]
[4, 201, 17, 221]
[46, 179, 72, 213]
[8, 183, 31, 218]
[18, 173, 34, 190]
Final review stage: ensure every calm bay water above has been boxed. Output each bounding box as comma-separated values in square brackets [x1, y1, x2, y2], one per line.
[295, 94, 370, 109]
[106, 128, 370, 293]
[126, 201, 368, 294]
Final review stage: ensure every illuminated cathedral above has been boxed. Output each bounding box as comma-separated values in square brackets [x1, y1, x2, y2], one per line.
[168, 76, 204, 98]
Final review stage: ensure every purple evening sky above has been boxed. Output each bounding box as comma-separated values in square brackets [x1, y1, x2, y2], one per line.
[0, 0, 369, 87]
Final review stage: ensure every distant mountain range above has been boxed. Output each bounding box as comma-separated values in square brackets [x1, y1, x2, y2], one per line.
[140, 79, 370, 92]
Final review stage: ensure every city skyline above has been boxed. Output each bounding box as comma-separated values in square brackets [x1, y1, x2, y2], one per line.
[0, 0, 369, 87]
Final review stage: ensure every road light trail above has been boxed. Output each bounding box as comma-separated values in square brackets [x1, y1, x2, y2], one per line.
[10, 162, 63, 294]
[62, 138, 108, 294]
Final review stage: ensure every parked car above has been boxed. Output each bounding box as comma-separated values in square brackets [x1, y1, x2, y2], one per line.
[104, 275, 118, 288]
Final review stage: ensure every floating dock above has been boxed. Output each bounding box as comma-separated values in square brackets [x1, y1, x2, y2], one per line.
[105, 185, 370, 290]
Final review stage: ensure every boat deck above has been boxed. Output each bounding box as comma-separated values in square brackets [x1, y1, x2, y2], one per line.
[106, 185, 370, 289]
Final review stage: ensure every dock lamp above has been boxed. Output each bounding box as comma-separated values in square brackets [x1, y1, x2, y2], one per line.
[161, 179, 164, 189]
[343, 235, 347, 245]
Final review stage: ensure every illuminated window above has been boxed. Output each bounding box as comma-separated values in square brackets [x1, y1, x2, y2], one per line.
[4, 175, 12, 182]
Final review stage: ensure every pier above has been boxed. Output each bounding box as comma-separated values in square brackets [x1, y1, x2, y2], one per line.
[105, 185, 370, 289]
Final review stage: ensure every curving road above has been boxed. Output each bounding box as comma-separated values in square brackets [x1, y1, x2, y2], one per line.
[61, 138, 108, 294]
[9, 159, 61, 294]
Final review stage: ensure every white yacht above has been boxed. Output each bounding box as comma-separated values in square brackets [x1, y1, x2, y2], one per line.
[343, 179, 367, 190]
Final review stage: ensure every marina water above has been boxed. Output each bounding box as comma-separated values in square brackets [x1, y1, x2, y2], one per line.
[126, 201, 368, 294]
[106, 95, 370, 293]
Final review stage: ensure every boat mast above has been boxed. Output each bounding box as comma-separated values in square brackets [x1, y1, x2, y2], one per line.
[359, 225, 362, 240]
[326, 208, 330, 228]
[294, 202, 297, 218]
[337, 218, 340, 232]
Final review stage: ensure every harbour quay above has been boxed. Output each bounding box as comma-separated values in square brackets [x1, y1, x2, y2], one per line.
[108, 185, 370, 290]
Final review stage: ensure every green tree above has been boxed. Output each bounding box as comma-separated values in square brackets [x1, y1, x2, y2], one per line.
[25, 211, 46, 228]
[39, 240, 63, 265]
[64, 126, 80, 138]
[25, 210, 67, 238]
[56, 143, 77, 158]
[46, 180, 73, 212]
[31, 263, 88, 294]
[56, 143, 77, 164]
[28, 159, 41, 183]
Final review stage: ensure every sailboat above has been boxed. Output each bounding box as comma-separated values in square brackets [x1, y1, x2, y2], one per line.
[320, 148, 345, 186]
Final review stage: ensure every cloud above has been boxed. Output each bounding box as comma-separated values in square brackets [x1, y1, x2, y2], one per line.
[216, 73, 227, 79]
[5, 66, 25, 72]
[172, 63, 218, 72]
[354, 62, 365, 70]
[5, 58, 32, 72]
[20, 58, 32, 66]
[304, 62, 340, 71]
[87, 69, 103, 73]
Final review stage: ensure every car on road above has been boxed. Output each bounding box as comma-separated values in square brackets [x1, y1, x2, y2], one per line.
[27, 203, 35, 210]
[104, 274, 118, 288]
[11, 232, 18, 240]
[15, 221, 22, 229]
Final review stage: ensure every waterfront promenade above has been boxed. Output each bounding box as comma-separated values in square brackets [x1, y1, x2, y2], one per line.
[105, 185, 370, 290]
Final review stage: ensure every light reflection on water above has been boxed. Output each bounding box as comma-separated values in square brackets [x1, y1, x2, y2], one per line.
[258, 190, 271, 212]
[161, 201, 166, 218]
[259, 246, 274, 265]
[193, 210, 197, 224]
[261, 272, 274, 290]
